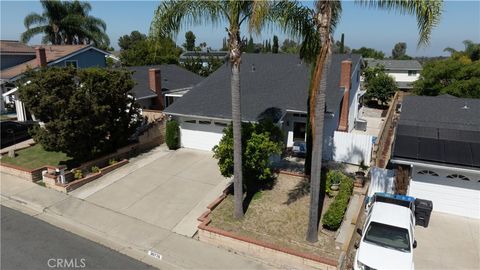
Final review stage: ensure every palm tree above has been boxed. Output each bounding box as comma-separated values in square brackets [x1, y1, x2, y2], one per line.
[21, 0, 109, 47]
[279, 0, 443, 242]
[151, 0, 285, 219]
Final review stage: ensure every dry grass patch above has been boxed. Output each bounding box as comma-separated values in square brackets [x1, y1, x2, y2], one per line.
[210, 174, 340, 260]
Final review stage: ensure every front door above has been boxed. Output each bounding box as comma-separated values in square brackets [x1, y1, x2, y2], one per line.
[293, 122, 306, 141]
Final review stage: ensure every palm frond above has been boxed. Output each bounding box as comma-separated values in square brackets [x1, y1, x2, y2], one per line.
[21, 26, 47, 43]
[150, 0, 225, 39]
[249, 0, 271, 34]
[355, 0, 443, 46]
[24, 12, 46, 28]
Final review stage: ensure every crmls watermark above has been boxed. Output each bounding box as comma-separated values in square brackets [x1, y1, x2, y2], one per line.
[47, 258, 86, 268]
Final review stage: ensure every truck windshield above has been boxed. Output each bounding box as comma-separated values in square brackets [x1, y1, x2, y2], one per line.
[364, 222, 411, 252]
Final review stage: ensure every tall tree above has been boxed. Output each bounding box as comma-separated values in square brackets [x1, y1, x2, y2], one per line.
[392, 42, 411, 59]
[183, 30, 196, 51]
[118, 30, 147, 50]
[221, 37, 228, 51]
[246, 36, 255, 53]
[152, 0, 297, 219]
[21, 0, 109, 47]
[280, 39, 300, 53]
[278, 0, 442, 242]
[351, 46, 385, 59]
[339, 33, 345, 53]
[272, 35, 279, 53]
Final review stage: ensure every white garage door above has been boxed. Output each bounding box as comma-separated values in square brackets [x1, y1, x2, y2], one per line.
[179, 119, 226, 151]
[408, 167, 480, 219]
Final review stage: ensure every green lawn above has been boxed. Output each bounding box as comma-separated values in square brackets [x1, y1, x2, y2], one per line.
[1, 144, 73, 170]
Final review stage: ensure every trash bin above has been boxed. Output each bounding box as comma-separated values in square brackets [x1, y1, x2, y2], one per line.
[415, 199, 433, 227]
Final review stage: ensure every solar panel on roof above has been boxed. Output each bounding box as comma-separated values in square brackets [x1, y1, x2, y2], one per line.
[393, 135, 418, 159]
[444, 140, 472, 166]
[471, 143, 480, 167]
[418, 137, 444, 162]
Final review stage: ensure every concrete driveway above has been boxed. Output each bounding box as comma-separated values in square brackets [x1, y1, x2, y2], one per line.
[414, 212, 480, 270]
[71, 148, 229, 237]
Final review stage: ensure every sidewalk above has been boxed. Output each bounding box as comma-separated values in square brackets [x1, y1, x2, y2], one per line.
[0, 173, 270, 270]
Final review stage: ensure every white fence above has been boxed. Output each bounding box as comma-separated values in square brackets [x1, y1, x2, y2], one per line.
[332, 131, 373, 165]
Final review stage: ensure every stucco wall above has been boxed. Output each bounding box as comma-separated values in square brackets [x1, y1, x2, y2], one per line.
[387, 70, 420, 83]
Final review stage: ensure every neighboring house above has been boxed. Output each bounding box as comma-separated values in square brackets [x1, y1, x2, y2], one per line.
[391, 95, 480, 219]
[164, 53, 364, 161]
[0, 40, 36, 70]
[179, 50, 228, 67]
[0, 43, 111, 121]
[364, 59, 422, 90]
[127, 64, 203, 110]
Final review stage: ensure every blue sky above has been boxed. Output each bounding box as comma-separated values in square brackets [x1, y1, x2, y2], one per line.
[1, 0, 479, 57]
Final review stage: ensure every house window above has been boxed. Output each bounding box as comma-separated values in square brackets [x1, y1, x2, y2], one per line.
[184, 119, 196, 124]
[446, 174, 470, 181]
[293, 122, 306, 141]
[293, 113, 307, 118]
[417, 170, 439, 176]
[408, 70, 417, 76]
[214, 122, 227, 127]
[65, 60, 78, 68]
[199, 120, 211, 125]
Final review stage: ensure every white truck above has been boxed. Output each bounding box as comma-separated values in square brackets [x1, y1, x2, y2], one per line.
[354, 193, 418, 270]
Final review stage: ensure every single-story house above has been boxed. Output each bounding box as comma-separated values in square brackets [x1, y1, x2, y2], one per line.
[164, 53, 364, 161]
[391, 95, 480, 219]
[127, 64, 203, 110]
[1, 43, 111, 121]
[364, 59, 422, 90]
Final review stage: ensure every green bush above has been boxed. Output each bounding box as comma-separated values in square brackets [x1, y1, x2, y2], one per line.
[166, 120, 180, 150]
[322, 171, 354, 230]
[73, 169, 83, 180]
[108, 159, 118, 166]
[91, 166, 100, 173]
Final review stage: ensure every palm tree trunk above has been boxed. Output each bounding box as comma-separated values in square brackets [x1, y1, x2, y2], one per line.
[306, 0, 332, 243]
[229, 28, 244, 219]
[306, 51, 331, 242]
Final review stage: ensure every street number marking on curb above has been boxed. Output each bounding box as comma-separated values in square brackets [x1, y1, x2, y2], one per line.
[148, 250, 162, 260]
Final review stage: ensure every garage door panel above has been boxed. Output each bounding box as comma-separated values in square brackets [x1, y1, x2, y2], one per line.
[409, 180, 480, 219]
[180, 123, 225, 152]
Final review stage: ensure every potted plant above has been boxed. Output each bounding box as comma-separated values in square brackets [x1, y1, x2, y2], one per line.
[330, 173, 341, 191]
[355, 160, 369, 187]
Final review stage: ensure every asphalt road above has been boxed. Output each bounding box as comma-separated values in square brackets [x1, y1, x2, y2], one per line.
[1, 206, 155, 270]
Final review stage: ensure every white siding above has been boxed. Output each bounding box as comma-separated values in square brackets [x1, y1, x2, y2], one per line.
[408, 166, 480, 219]
[386, 70, 419, 83]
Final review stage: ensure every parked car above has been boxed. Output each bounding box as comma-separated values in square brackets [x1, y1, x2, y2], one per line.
[1, 121, 35, 148]
[354, 193, 417, 270]
[291, 141, 306, 157]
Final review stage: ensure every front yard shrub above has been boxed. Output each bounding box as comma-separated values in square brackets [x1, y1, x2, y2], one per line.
[73, 169, 83, 180]
[108, 159, 118, 166]
[326, 170, 343, 197]
[91, 166, 100, 173]
[165, 120, 180, 150]
[322, 172, 354, 231]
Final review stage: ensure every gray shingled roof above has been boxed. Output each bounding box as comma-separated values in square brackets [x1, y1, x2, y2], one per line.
[127, 64, 203, 100]
[399, 95, 480, 131]
[392, 95, 480, 168]
[164, 53, 361, 122]
[365, 59, 422, 70]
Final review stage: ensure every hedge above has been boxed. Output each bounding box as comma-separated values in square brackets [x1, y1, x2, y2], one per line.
[322, 171, 354, 231]
[165, 120, 179, 150]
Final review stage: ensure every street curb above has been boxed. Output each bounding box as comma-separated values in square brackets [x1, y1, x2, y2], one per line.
[0, 195, 176, 270]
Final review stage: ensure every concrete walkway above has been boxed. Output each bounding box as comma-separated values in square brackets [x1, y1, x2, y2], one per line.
[0, 173, 269, 270]
[0, 138, 35, 155]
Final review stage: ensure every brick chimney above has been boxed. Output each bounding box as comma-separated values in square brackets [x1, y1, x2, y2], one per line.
[35, 47, 47, 67]
[338, 60, 352, 132]
[149, 68, 164, 110]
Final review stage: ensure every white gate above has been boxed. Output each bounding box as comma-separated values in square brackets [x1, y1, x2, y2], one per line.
[332, 131, 373, 165]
